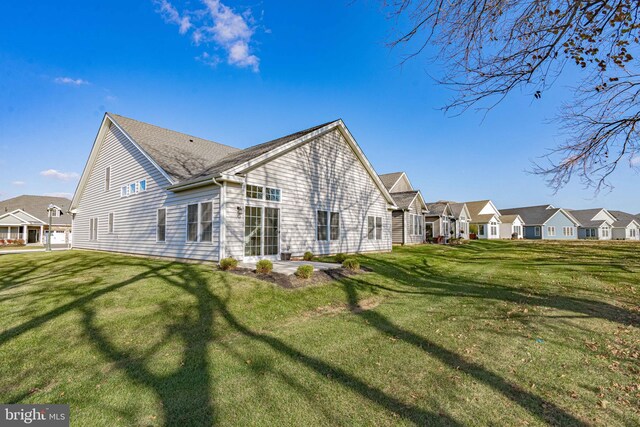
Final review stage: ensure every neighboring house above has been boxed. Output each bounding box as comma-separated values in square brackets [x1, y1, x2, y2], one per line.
[70, 113, 396, 262]
[500, 205, 580, 239]
[449, 202, 471, 239]
[379, 172, 427, 245]
[608, 210, 640, 240]
[0, 195, 72, 244]
[499, 214, 525, 239]
[465, 200, 502, 239]
[569, 208, 616, 240]
[424, 201, 456, 241]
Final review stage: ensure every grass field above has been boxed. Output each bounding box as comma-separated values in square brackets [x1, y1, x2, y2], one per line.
[0, 241, 638, 426]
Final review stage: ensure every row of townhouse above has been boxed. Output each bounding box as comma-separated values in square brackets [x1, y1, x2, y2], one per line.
[379, 171, 640, 243]
[66, 114, 639, 263]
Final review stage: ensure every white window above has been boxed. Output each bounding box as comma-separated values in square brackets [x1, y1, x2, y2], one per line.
[368, 216, 383, 240]
[187, 204, 198, 242]
[138, 179, 147, 192]
[105, 166, 111, 191]
[479, 224, 486, 235]
[535, 227, 541, 237]
[317, 211, 328, 241]
[368, 216, 375, 240]
[330, 212, 340, 240]
[108, 212, 114, 234]
[51, 209, 60, 218]
[199, 202, 213, 242]
[547, 226, 556, 236]
[246, 185, 263, 199]
[602, 227, 609, 238]
[121, 186, 128, 197]
[157, 208, 166, 242]
[89, 217, 98, 241]
[316, 210, 339, 241]
[513, 225, 521, 235]
[129, 183, 136, 195]
[265, 187, 281, 202]
[490, 221, 498, 236]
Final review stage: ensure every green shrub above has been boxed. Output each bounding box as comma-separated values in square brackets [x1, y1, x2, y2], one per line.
[342, 258, 360, 271]
[303, 251, 314, 261]
[219, 257, 238, 271]
[295, 265, 314, 279]
[256, 259, 273, 274]
[334, 253, 347, 263]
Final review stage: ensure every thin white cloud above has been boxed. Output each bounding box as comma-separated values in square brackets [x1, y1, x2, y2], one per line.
[40, 169, 80, 182]
[154, 0, 260, 72]
[54, 77, 90, 86]
[195, 51, 221, 68]
[44, 192, 74, 199]
[11, 181, 25, 186]
[631, 155, 640, 166]
[154, 0, 192, 34]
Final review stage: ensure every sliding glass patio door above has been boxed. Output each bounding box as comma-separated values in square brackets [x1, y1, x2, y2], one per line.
[244, 206, 280, 259]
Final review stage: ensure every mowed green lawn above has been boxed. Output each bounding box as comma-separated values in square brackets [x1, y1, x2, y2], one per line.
[0, 241, 638, 426]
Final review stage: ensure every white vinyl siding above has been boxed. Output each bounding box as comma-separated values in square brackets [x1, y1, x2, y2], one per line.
[73, 123, 221, 261]
[226, 129, 391, 258]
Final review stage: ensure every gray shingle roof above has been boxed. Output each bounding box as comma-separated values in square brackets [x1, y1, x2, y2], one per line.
[109, 113, 338, 185]
[390, 191, 419, 210]
[464, 200, 494, 219]
[609, 210, 640, 228]
[109, 113, 241, 182]
[448, 202, 466, 218]
[567, 209, 610, 228]
[425, 202, 449, 217]
[0, 195, 72, 225]
[500, 214, 521, 223]
[378, 172, 404, 191]
[500, 205, 570, 226]
[184, 121, 337, 185]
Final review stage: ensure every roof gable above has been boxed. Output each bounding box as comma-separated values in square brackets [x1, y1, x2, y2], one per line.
[379, 172, 404, 191]
[465, 200, 500, 219]
[0, 195, 71, 224]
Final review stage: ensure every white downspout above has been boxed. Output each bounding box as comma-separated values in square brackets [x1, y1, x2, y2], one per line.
[212, 177, 225, 261]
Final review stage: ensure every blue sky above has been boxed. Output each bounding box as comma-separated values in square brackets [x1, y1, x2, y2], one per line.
[1, 0, 638, 212]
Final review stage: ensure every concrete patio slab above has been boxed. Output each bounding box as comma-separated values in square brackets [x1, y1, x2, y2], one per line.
[239, 260, 340, 275]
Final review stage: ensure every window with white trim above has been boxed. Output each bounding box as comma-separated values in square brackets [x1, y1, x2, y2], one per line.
[547, 226, 556, 236]
[535, 227, 541, 237]
[479, 224, 486, 235]
[157, 208, 166, 242]
[51, 209, 60, 218]
[490, 221, 498, 236]
[317, 211, 328, 241]
[199, 202, 213, 242]
[265, 187, 281, 202]
[246, 184, 281, 202]
[330, 212, 340, 240]
[246, 185, 263, 200]
[105, 166, 111, 191]
[89, 218, 98, 241]
[367, 216, 383, 240]
[120, 179, 147, 197]
[187, 204, 198, 242]
[108, 212, 114, 234]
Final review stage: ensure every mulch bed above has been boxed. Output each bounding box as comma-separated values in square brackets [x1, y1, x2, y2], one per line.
[228, 267, 367, 289]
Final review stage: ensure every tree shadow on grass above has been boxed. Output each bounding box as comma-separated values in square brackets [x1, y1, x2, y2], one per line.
[2, 253, 462, 426]
[356, 255, 640, 329]
[337, 276, 590, 426]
